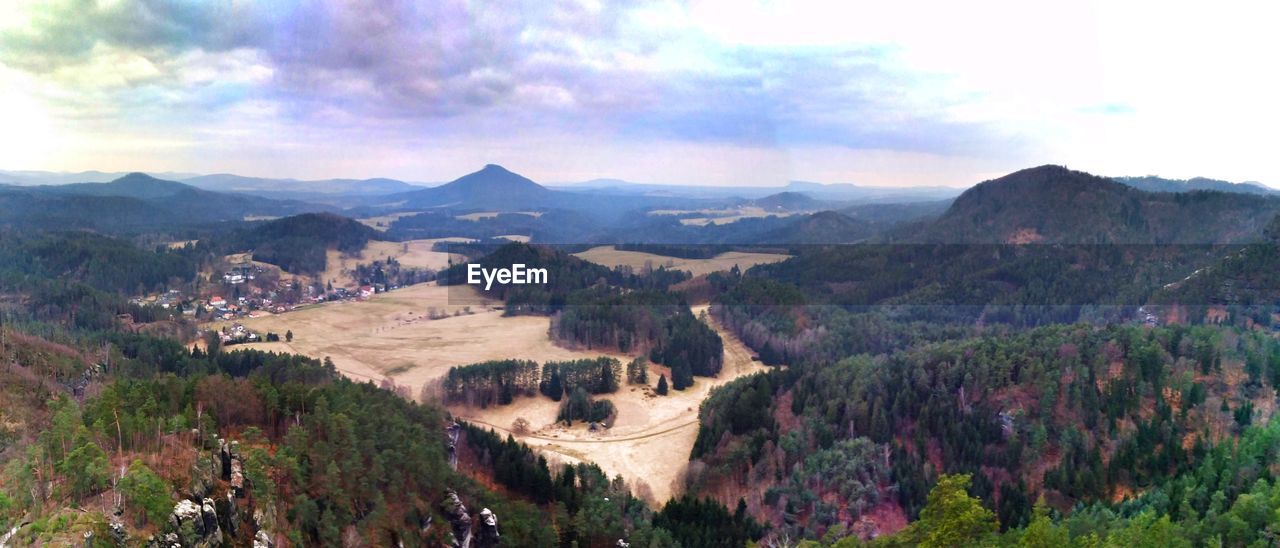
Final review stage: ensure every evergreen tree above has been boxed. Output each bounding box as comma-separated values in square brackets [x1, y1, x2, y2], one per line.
[656, 374, 669, 396]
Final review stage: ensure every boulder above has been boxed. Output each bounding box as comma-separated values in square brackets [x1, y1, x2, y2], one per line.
[253, 529, 275, 548]
[163, 498, 222, 547]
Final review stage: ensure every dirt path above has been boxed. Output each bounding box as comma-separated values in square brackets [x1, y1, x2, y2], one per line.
[460, 416, 701, 444]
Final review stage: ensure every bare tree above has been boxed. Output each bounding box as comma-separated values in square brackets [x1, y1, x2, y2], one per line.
[511, 417, 531, 435]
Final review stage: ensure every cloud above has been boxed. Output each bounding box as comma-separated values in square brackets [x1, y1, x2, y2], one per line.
[1, 1, 999, 146]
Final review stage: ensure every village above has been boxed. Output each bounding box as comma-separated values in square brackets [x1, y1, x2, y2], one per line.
[128, 257, 427, 347]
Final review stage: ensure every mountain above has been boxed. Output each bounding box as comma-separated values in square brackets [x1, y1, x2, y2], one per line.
[0, 173, 333, 232]
[752, 191, 824, 211]
[393, 164, 559, 210]
[1115, 175, 1276, 195]
[910, 165, 1280, 243]
[182, 173, 426, 196]
[783, 180, 963, 202]
[0, 168, 201, 186]
[554, 178, 963, 203]
[44, 172, 205, 199]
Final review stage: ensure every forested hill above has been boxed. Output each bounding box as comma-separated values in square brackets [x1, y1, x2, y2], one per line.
[217, 212, 381, 274]
[0, 173, 331, 233]
[0, 325, 760, 546]
[691, 320, 1280, 544]
[1149, 215, 1280, 318]
[1115, 175, 1277, 196]
[903, 165, 1280, 244]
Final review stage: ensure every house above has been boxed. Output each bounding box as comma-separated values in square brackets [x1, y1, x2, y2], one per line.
[209, 296, 227, 308]
[359, 285, 375, 298]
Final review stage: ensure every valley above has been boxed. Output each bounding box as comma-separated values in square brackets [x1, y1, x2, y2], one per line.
[6, 7, 1276, 544]
[214, 280, 768, 504]
[6, 161, 1280, 546]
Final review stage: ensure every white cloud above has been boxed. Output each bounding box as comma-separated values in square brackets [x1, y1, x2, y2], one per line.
[1, 0, 1277, 186]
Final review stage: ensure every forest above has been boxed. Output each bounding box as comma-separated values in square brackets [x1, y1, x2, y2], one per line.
[7, 165, 1280, 546]
[688, 317, 1280, 543]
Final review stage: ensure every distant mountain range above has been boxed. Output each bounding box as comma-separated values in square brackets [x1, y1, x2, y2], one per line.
[1113, 175, 1276, 195]
[556, 177, 965, 202]
[0, 173, 332, 232]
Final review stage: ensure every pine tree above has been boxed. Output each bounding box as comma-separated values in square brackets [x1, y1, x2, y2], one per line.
[656, 374, 669, 396]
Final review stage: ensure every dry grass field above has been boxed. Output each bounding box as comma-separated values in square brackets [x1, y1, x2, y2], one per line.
[165, 239, 198, 249]
[573, 245, 790, 277]
[319, 238, 470, 288]
[649, 206, 796, 226]
[451, 304, 767, 503]
[455, 211, 543, 221]
[217, 279, 767, 503]
[220, 282, 618, 388]
[357, 211, 423, 230]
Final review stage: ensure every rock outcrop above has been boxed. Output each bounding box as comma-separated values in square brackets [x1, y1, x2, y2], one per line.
[154, 497, 223, 547]
[442, 489, 473, 547]
[474, 508, 500, 548]
[440, 489, 500, 548]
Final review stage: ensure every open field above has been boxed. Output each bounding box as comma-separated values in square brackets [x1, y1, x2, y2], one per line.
[319, 238, 470, 288]
[165, 239, 198, 249]
[223, 252, 301, 283]
[216, 282, 767, 503]
[455, 211, 543, 221]
[357, 211, 423, 230]
[649, 206, 797, 226]
[448, 304, 768, 503]
[217, 282, 618, 389]
[573, 245, 790, 277]
[495, 234, 531, 242]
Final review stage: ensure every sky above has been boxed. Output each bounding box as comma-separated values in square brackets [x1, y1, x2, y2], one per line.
[1, 1, 1277, 188]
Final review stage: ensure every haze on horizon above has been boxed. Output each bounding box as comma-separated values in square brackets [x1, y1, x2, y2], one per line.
[1, 1, 1277, 189]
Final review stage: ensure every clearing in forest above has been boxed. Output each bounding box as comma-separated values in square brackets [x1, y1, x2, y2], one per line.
[573, 245, 790, 277]
[318, 238, 469, 289]
[219, 282, 768, 504]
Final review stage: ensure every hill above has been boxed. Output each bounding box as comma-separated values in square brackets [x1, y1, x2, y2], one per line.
[752, 191, 824, 211]
[759, 210, 876, 244]
[0, 173, 332, 232]
[1115, 175, 1276, 195]
[912, 165, 1280, 243]
[839, 199, 952, 225]
[395, 164, 556, 210]
[223, 212, 382, 274]
[45, 172, 204, 199]
[1150, 215, 1280, 317]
